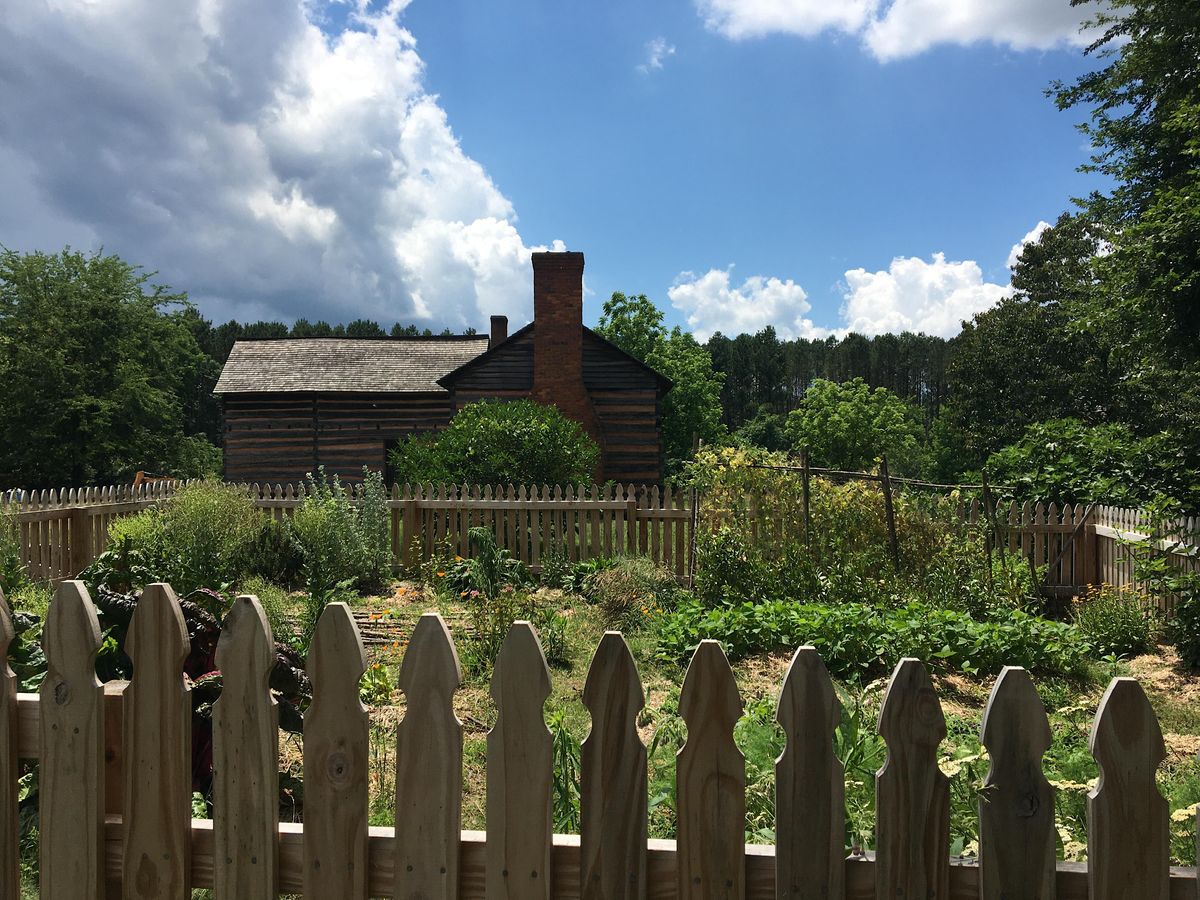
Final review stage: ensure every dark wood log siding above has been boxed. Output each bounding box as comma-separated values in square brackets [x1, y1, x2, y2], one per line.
[446, 330, 663, 482]
[223, 392, 454, 484]
[222, 330, 665, 485]
[450, 330, 534, 408]
[582, 336, 663, 483]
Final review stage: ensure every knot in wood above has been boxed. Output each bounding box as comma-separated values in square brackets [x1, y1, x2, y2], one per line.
[53, 681, 70, 706]
[326, 750, 351, 785]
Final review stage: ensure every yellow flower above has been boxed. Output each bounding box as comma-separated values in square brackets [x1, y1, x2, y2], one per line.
[436, 571, 445, 577]
[455, 555, 463, 561]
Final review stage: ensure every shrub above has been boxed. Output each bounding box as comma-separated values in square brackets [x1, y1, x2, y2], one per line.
[655, 599, 1091, 679]
[694, 525, 777, 606]
[290, 467, 392, 594]
[242, 518, 304, 587]
[97, 480, 262, 594]
[390, 399, 601, 486]
[238, 576, 297, 646]
[1172, 592, 1200, 669]
[0, 508, 27, 596]
[1073, 584, 1160, 658]
[583, 556, 682, 629]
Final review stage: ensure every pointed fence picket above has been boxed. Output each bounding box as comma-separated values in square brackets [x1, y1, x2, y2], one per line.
[580, 632, 646, 900]
[487, 622, 553, 900]
[213, 595, 279, 897]
[123, 583, 192, 899]
[304, 602, 370, 900]
[1, 583, 1199, 897]
[677, 640, 745, 900]
[394, 613, 463, 900]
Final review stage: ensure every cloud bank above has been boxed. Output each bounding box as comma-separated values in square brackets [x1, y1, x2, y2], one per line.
[0, 0, 551, 327]
[667, 269, 828, 341]
[668, 221, 1059, 339]
[696, 0, 1102, 59]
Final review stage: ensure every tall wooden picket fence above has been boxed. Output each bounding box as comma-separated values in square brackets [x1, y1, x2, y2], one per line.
[1, 580, 1196, 899]
[1, 481, 694, 582]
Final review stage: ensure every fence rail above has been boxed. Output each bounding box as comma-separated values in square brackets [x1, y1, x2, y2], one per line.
[1, 580, 1196, 898]
[3, 482, 1197, 608]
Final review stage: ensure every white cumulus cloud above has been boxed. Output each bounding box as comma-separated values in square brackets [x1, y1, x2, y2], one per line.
[840, 253, 1011, 337]
[637, 37, 676, 74]
[1007, 220, 1052, 269]
[695, 0, 1102, 59]
[0, 0, 555, 328]
[667, 268, 829, 341]
[696, 0, 876, 40]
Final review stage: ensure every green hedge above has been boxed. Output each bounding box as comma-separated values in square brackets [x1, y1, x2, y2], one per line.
[655, 599, 1091, 679]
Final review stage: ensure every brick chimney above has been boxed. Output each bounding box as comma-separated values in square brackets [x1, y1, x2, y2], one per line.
[531, 251, 600, 445]
[490, 315, 508, 348]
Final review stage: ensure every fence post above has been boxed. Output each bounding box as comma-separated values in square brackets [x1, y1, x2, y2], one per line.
[70, 505, 93, 577]
[800, 448, 812, 549]
[402, 495, 420, 572]
[879, 455, 900, 573]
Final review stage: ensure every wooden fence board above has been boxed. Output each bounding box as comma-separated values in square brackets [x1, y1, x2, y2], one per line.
[581, 631, 647, 900]
[40, 580, 106, 900]
[775, 646, 843, 900]
[304, 602, 370, 900]
[876, 658, 949, 900]
[394, 612, 463, 900]
[487, 621, 553, 900]
[979, 666, 1054, 900]
[123, 583, 192, 900]
[213, 594, 279, 898]
[1088, 677, 1169, 900]
[677, 640, 745, 900]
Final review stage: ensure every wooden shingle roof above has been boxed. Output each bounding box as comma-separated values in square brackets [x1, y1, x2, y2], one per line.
[214, 337, 491, 394]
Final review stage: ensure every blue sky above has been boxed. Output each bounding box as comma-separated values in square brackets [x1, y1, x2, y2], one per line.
[0, 0, 1108, 338]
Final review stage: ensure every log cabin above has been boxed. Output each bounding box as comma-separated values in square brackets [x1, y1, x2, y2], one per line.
[214, 251, 672, 484]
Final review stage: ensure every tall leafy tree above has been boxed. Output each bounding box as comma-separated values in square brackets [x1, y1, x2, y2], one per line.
[1051, 0, 1200, 444]
[595, 292, 725, 474]
[784, 378, 924, 475]
[0, 248, 220, 486]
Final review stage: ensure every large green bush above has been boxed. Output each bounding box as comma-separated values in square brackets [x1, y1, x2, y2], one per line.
[986, 419, 1199, 510]
[784, 378, 924, 476]
[99, 480, 262, 594]
[655, 599, 1091, 679]
[390, 399, 600, 486]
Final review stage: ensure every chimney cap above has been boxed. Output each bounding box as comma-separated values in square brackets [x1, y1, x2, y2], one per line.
[531, 250, 584, 269]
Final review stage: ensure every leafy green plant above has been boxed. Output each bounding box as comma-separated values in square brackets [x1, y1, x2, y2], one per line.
[242, 518, 305, 587]
[88, 480, 262, 594]
[581, 556, 682, 629]
[1118, 500, 1200, 667]
[0, 507, 27, 596]
[655, 599, 1091, 679]
[290, 467, 392, 594]
[1072, 583, 1160, 658]
[694, 525, 776, 607]
[389, 398, 600, 486]
[238, 576, 298, 647]
[548, 709, 582, 832]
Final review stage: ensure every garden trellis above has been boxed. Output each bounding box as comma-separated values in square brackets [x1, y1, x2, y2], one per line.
[2, 580, 1198, 898]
